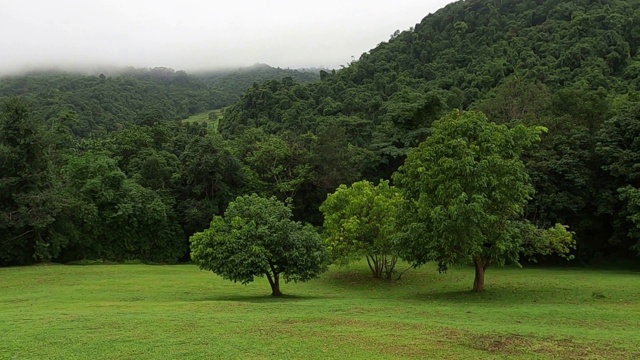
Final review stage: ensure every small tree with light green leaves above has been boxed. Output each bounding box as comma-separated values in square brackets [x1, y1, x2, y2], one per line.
[320, 180, 405, 279]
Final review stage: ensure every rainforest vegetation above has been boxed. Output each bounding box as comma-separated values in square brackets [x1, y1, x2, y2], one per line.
[2, 0, 640, 286]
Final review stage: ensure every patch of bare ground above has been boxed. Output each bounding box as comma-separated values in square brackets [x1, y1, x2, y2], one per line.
[469, 333, 638, 359]
[259, 318, 638, 359]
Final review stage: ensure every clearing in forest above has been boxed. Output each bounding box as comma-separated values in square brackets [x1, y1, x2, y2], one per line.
[181, 108, 224, 131]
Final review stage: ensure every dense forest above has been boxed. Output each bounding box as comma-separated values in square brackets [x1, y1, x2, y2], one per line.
[197, 63, 322, 109]
[0, 65, 319, 137]
[2, 0, 640, 267]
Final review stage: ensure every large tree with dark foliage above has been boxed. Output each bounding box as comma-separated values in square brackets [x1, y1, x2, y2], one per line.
[596, 100, 640, 254]
[394, 111, 575, 291]
[0, 98, 69, 265]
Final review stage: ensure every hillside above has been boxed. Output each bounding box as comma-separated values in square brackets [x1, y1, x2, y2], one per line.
[197, 63, 320, 108]
[2, 0, 640, 266]
[220, 0, 640, 261]
[0, 64, 319, 137]
[0, 69, 211, 136]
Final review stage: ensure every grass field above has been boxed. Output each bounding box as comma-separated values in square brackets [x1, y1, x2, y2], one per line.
[181, 109, 224, 132]
[1, 263, 639, 359]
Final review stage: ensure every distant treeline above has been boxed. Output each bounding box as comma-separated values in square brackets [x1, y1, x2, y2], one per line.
[0, 65, 319, 137]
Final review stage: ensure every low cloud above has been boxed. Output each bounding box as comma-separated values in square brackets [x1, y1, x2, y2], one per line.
[1, 0, 453, 75]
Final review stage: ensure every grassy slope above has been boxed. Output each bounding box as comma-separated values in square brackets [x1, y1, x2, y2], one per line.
[1, 263, 639, 359]
[181, 109, 224, 132]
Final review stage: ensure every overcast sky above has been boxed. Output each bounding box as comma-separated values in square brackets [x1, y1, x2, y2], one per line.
[2, 0, 454, 74]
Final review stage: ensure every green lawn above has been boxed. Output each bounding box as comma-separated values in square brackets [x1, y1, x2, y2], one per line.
[1, 263, 639, 359]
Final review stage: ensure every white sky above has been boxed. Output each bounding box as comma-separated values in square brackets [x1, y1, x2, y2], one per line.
[1, 0, 454, 74]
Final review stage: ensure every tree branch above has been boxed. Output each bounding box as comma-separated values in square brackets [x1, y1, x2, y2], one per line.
[396, 264, 414, 280]
[2, 230, 35, 244]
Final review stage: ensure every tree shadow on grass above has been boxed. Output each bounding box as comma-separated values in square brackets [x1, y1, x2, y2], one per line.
[196, 293, 325, 303]
[407, 286, 588, 305]
[319, 270, 414, 287]
[409, 289, 511, 304]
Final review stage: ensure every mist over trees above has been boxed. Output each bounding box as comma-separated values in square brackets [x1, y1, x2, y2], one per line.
[0, 65, 320, 137]
[2, 0, 640, 281]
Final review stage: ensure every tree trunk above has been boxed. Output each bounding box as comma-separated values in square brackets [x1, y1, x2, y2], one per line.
[266, 272, 282, 297]
[271, 274, 282, 297]
[383, 255, 398, 279]
[366, 255, 382, 278]
[473, 257, 488, 292]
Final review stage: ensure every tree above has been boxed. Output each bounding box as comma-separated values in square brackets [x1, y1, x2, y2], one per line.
[320, 180, 404, 279]
[476, 76, 551, 125]
[127, 148, 179, 191]
[176, 134, 244, 237]
[62, 152, 185, 263]
[619, 187, 640, 252]
[244, 133, 313, 200]
[393, 111, 574, 292]
[190, 194, 330, 296]
[596, 101, 640, 253]
[0, 98, 66, 265]
[311, 122, 371, 191]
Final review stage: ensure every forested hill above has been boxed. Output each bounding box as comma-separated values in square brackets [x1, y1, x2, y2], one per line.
[0, 69, 210, 136]
[3, 0, 640, 267]
[221, 0, 640, 261]
[197, 63, 320, 108]
[224, 0, 640, 136]
[0, 63, 319, 266]
[0, 65, 319, 136]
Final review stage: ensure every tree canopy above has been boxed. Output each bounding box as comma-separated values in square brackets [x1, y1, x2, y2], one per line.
[320, 180, 405, 279]
[189, 194, 330, 296]
[215, 0, 640, 263]
[393, 111, 574, 291]
[2, 0, 640, 271]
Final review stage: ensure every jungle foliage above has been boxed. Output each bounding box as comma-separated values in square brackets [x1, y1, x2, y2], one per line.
[220, 0, 640, 263]
[2, 0, 640, 272]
